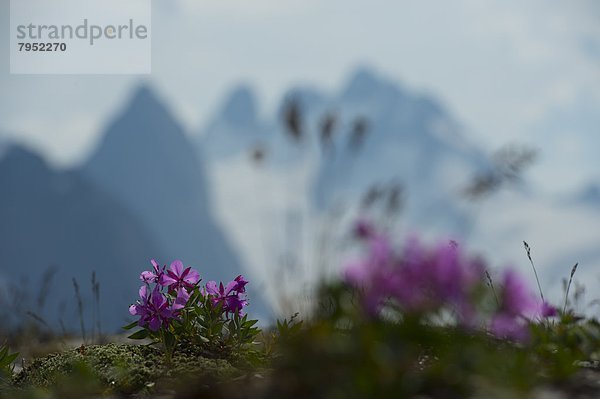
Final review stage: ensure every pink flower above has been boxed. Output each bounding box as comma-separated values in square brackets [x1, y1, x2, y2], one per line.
[159, 260, 201, 292]
[490, 313, 529, 342]
[498, 269, 538, 318]
[342, 220, 558, 341]
[540, 302, 558, 318]
[129, 285, 177, 331]
[140, 259, 164, 284]
[344, 229, 483, 321]
[205, 276, 249, 316]
[488, 269, 556, 342]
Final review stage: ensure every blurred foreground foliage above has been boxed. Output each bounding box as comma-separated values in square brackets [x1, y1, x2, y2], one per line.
[264, 283, 600, 398]
[4, 282, 600, 398]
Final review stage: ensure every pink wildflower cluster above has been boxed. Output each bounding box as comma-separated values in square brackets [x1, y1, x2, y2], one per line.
[345, 220, 556, 341]
[129, 259, 250, 331]
[491, 270, 557, 341]
[205, 275, 249, 316]
[130, 259, 200, 331]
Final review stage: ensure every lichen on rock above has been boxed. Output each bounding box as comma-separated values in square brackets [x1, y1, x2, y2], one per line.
[12, 343, 239, 396]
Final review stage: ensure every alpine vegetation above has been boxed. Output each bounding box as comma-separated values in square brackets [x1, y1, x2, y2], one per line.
[126, 259, 257, 361]
[345, 221, 557, 342]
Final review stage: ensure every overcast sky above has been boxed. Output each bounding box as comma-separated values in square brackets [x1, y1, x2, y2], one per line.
[1, 0, 598, 193]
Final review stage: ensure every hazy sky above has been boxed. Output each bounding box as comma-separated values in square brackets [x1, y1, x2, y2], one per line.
[1, 0, 598, 193]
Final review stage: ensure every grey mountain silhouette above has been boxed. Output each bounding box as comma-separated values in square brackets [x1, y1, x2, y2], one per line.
[83, 85, 271, 319]
[219, 85, 259, 128]
[199, 85, 268, 160]
[0, 144, 161, 331]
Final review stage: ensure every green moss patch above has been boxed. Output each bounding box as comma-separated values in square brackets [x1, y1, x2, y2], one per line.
[11, 343, 239, 397]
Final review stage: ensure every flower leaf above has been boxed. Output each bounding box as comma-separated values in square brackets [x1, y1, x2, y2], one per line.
[122, 321, 139, 331]
[243, 319, 258, 328]
[2, 352, 18, 365]
[128, 329, 150, 340]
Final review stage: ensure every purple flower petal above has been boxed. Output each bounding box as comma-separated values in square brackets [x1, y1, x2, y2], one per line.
[139, 285, 148, 301]
[148, 316, 161, 332]
[490, 313, 530, 342]
[224, 280, 238, 296]
[150, 285, 166, 308]
[234, 275, 248, 293]
[140, 271, 156, 283]
[501, 269, 538, 317]
[206, 281, 218, 296]
[159, 273, 177, 287]
[344, 260, 369, 285]
[170, 260, 184, 276]
[172, 288, 189, 310]
[540, 302, 558, 318]
[185, 268, 201, 285]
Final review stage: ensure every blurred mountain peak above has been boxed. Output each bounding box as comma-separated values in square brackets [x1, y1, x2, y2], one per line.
[85, 82, 204, 203]
[341, 66, 404, 102]
[347, 66, 380, 88]
[91, 82, 190, 156]
[123, 84, 176, 126]
[276, 86, 328, 121]
[218, 85, 259, 128]
[0, 143, 50, 177]
[129, 83, 161, 107]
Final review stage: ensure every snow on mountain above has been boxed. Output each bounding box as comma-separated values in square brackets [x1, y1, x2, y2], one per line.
[196, 68, 495, 313]
[196, 67, 600, 316]
[313, 68, 491, 235]
[197, 83, 339, 313]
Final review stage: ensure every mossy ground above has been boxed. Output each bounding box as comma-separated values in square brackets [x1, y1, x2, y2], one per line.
[4, 341, 600, 398]
[6, 343, 241, 398]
